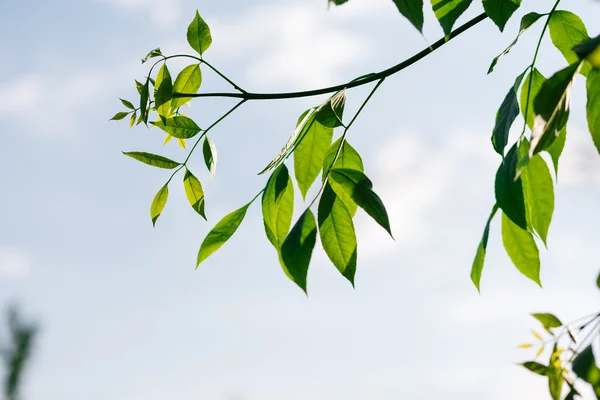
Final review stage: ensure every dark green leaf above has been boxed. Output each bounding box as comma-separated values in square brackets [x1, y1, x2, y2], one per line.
[123, 152, 180, 169]
[171, 64, 202, 110]
[482, 0, 521, 32]
[141, 47, 162, 64]
[140, 77, 150, 125]
[150, 184, 169, 226]
[520, 68, 546, 130]
[392, 0, 424, 33]
[491, 72, 525, 156]
[488, 12, 544, 73]
[187, 10, 212, 56]
[573, 345, 600, 397]
[294, 118, 333, 199]
[151, 115, 201, 139]
[470, 204, 498, 291]
[501, 212, 541, 286]
[154, 63, 173, 120]
[587, 68, 600, 154]
[597, 271, 600, 289]
[281, 210, 318, 293]
[202, 136, 217, 178]
[531, 313, 563, 331]
[120, 98, 135, 110]
[315, 90, 346, 128]
[329, 168, 392, 237]
[549, 11, 590, 76]
[318, 184, 358, 285]
[262, 165, 294, 249]
[430, 0, 473, 35]
[495, 144, 527, 231]
[546, 126, 566, 177]
[183, 169, 206, 220]
[197, 201, 253, 266]
[329, 0, 350, 5]
[573, 34, 600, 61]
[110, 111, 130, 121]
[521, 361, 550, 376]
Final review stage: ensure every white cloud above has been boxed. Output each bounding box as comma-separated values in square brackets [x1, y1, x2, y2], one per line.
[0, 246, 32, 279]
[98, 0, 183, 29]
[553, 125, 600, 187]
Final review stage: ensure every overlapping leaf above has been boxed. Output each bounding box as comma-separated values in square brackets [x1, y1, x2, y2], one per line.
[183, 169, 206, 219]
[262, 165, 294, 249]
[430, 0, 473, 35]
[483, 0, 521, 32]
[294, 118, 333, 199]
[549, 11, 590, 76]
[392, 0, 424, 33]
[501, 212, 541, 286]
[491, 72, 525, 156]
[152, 115, 202, 139]
[281, 210, 318, 293]
[171, 64, 202, 110]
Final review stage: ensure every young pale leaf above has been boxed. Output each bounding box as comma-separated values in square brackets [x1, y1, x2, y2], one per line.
[123, 152, 180, 169]
[197, 201, 252, 267]
[531, 313, 563, 331]
[329, 169, 392, 237]
[491, 72, 525, 156]
[549, 11, 591, 76]
[322, 139, 364, 182]
[488, 12, 544, 73]
[495, 144, 527, 231]
[530, 63, 580, 158]
[129, 112, 136, 128]
[318, 185, 358, 285]
[259, 108, 316, 175]
[135, 80, 143, 95]
[183, 169, 206, 220]
[139, 78, 150, 125]
[470, 204, 498, 291]
[120, 98, 135, 110]
[315, 90, 346, 128]
[294, 119, 334, 199]
[151, 115, 201, 139]
[521, 361, 550, 376]
[110, 111, 130, 121]
[150, 184, 169, 226]
[587, 68, 600, 154]
[521, 69, 546, 130]
[501, 212, 541, 286]
[187, 10, 212, 56]
[154, 63, 173, 120]
[482, 0, 521, 32]
[281, 210, 318, 293]
[171, 64, 202, 111]
[262, 165, 294, 249]
[141, 48, 162, 64]
[430, 0, 473, 35]
[202, 136, 218, 178]
[392, 0, 424, 33]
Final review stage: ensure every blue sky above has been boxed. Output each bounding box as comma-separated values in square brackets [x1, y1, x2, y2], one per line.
[1, 0, 600, 399]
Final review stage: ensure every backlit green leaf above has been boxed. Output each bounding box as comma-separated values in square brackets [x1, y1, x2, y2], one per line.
[187, 10, 212, 56]
[281, 210, 318, 293]
[183, 169, 206, 220]
[120, 98, 135, 110]
[520, 68, 546, 130]
[197, 201, 253, 266]
[495, 144, 527, 231]
[392, 0, 424, 33]
[315, 90, 346, 128]
[531, 313, 563, 331]
[141, 47, 162, 64]
[151, 115, 201, 139]
[262, 165, 294, 249]
[154, 63, 173, 120]
[123, 152, 180, 169]
[202, 136, 218, 178]
[150, 184, 169, 226]
[294, 118, 333, 199]
[318, 184, 358, 285]
[549, 11, 590, 76]
[171, 64, 202, 110]
[129, 112, 136, 129]
[482, 0, 521, 32]
[546, 127, 566, 177]
[521, 361, 550, 376]
[587, 68, 600, 154]
[470, 204, 498, 291]
[573, 345, 600, 397]
[501, 212, 541, 286]
[329, 168, 392, 237]
[491, 72, 525, 156]
[430, 0, 473, 35]
[110, 111, 129, 121]
[322, 138, 364, 182]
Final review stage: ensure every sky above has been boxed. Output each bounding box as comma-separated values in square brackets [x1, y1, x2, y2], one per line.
[1, 0, 600, 399]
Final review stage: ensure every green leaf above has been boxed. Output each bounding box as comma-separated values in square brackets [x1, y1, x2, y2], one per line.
[546, 126, 566, 177]
[110, 111, 130, 121]
[183, 169, 206, 220]
[294, 118, 334, 199]
[549, 11, 591, 76]
[573, 35, 600, 61]
[150, 184, 169, 226]
[495, 144, 527, 231]
[315, 90, 346, 128]
[392, 0, 424, 33]
[120, 98, 135, 110]
[488, 12, 544, 73]
[262, 165, 294, 249]
[329, 0, 350, 5]
[318, 184, 358, 284]
[122, 152, 180, 169]
[530, 63, 580, 158]
[521, 361, 550, 376]
[202, 136, 218, 178]
[197, 201, 253, 266]
[531, 313, 563, 331]
[597, 271, 600, 289]
[129, 112, 136, 129]
[573, 345, 600, 397]
[470, 204, 498, 291]
[187, 10, 212, 56]
[491, 72, 526, 156]
[482, 0, 521, 32]
[135, 80, 144, 95]
[141, 47, 162, 64]
[501, 212, 541, 286]
[154, 63, 173, 120]
[259, 108, 316, 175]
[280, 210, 318, 293]
[520, 68, 546, 130]
[140, 77, 150, 125]
[430, 0, 473, 35]
[548, 367, 565, 400]
[171, 64, 202, 110]
[322, 138, 364, 182]
[151, 115, 201, 139]
[329, 168, 392, 237]
[587, 68, 600, 154]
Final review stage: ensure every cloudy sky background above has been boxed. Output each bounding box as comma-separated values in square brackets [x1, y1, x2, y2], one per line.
[1, 0, 600, 399]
